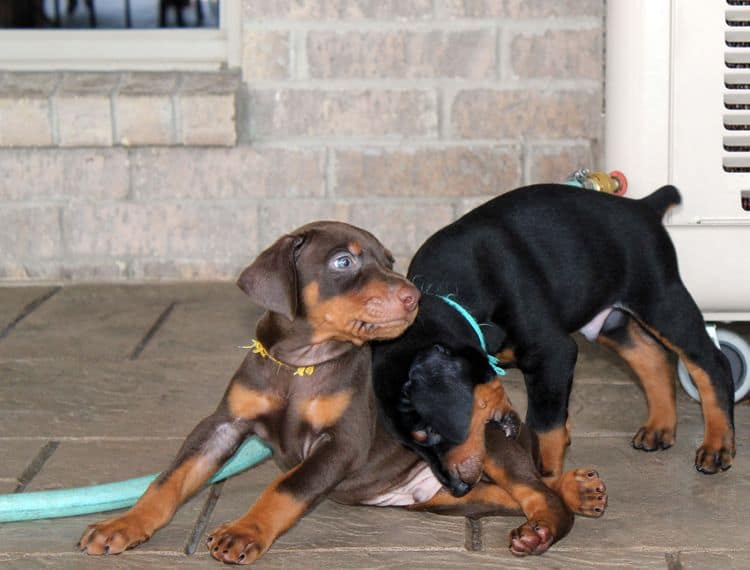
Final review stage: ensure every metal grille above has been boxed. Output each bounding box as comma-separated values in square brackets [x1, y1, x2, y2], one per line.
[724, 1, 750, 170]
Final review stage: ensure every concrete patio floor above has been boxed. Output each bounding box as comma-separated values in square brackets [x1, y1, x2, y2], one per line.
[1, 283, 749, 569]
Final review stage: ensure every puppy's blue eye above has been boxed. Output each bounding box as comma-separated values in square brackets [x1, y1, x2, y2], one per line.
[333, 255, 353, 269]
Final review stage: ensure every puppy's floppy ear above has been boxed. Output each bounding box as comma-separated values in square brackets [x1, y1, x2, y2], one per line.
[237, 234, 304, 321]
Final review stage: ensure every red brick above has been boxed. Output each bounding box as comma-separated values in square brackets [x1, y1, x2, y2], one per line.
[249, 89, 438, 138]
[130, 147, 326, 199]
[0, 206, 61, 259]
[442, 0, 603, 18]
[63, 202, 258, 258]
[307, 30, 496, 79]
[130, 259, 243, 280]
[527, 143, 595, 184]
[243, 30, 291, 81]
[347, 201, 454, 255]
[258, 200, 350, 249]
[509, 29, 603, 80]
[0, 149, 129, 201]
[450, 89, 601, 139]
[335, 146, 521, 197]
[244, 0, 432, 20]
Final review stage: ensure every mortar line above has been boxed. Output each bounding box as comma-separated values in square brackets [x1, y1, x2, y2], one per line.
[48, 73, 61, 145]
[128, 301, 177, 360]
[14, 440, 60, 493]
[0, 286, 62, 341]
[464, 517, 482, 551]
[185, 482, 224, 556]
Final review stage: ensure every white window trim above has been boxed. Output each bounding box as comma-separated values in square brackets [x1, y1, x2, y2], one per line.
[0, 0, 241, 71]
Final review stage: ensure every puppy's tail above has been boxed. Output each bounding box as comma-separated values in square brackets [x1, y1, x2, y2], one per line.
[641, 185, 681, 216]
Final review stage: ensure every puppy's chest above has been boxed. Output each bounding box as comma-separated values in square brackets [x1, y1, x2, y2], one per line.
[255, 387, 354, 464]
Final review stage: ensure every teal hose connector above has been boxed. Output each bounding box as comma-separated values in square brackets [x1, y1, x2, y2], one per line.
[0, 437, 272, 523]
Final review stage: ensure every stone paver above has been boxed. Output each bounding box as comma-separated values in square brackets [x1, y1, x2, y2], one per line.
[1, 284, 749, 569]
[0, 287, 58, 335]
[0, 357, 238, 438]
[0, 440, 44, 492]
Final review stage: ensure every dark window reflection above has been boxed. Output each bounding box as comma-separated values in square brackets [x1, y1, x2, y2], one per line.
[0, 0, 219, 28]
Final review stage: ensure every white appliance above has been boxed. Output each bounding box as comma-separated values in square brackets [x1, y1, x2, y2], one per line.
[605, 0, 750, 399]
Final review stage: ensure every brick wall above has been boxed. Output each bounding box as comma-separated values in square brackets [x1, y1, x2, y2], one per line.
[0, 0, 604, 281]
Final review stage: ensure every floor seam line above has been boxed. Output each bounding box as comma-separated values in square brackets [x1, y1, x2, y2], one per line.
[129, 300, 178, 360]
[0, 286, 62, 341]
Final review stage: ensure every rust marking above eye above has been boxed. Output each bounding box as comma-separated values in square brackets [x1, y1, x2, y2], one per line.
[348, 241, 363, 256]
[298, 389, 353, 431]
[227, 383, 283, 420]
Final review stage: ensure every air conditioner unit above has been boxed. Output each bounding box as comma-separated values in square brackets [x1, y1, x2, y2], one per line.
[606, 0, 750, 322]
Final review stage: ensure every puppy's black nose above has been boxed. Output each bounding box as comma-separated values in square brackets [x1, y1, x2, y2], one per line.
[398, 285, 420, 312]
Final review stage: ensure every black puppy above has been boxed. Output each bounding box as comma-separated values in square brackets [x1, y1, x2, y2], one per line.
[373, 184, 735, 497]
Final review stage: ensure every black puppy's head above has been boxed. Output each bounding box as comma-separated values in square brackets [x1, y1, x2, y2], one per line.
[236, 221, 420, 345]
[403, 344, 521, 446]
[403, 345, 475, 446]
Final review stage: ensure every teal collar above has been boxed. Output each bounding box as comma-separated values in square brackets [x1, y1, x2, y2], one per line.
[435, 294, 506, 377]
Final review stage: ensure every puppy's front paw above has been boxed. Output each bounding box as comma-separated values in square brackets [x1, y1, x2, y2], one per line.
[207, 521, 269, 565]
[78, 515, 152, 555]
[509, 520, 554, 556]
[632, 425, 675, 451]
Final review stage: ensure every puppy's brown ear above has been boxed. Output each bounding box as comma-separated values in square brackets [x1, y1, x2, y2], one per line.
[237, 234, 303, 321]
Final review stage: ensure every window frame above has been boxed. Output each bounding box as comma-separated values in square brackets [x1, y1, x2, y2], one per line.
[0, 0, 241, 71]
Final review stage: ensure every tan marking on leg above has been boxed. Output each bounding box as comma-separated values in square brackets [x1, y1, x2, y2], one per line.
[443, 378, 515, 485]
[682, 359, 733, 449]
[412, 482, 521, 517]
[635, 322, 735, 458]
[598, 320, 677, 449]
[207, 466, 308, 565]
[226, 383, 283, 420]
[537, 425, 570, 481]
[298, 389, 353, 431]
[484, 459, 571, 544]
[80, 455, 215, 555]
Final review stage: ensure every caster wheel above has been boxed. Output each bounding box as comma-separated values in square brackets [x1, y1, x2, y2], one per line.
[678, 328, 750, 403]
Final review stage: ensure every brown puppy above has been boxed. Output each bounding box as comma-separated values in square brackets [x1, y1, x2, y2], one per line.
[78, 221, 606, 564]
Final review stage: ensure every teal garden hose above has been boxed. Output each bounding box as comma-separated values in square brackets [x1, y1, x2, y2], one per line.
[0, 437, 272, 523]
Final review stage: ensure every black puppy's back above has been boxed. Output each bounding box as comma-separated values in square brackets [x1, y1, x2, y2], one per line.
[408, 184, 681, 333]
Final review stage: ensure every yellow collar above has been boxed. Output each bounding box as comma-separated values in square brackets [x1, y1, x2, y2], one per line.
[243, 339, 315, 377]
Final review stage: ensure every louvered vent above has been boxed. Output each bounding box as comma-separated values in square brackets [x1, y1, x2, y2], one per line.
[724, 0, 750, 171]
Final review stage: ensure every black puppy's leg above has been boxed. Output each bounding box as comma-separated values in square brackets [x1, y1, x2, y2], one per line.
[482, 424, 574, 556]
[632, 284, 735, 473]
[519, 334, 577, 482]
[598, 313, 677, 451]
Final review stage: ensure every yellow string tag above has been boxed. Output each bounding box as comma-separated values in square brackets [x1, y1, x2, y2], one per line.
[243, 339, 315, 377]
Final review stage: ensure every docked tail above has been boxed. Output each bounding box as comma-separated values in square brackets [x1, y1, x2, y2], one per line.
[641, 185, 681, 216]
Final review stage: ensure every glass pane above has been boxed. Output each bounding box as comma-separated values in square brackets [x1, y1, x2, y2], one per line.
[0, 0, 220, 29]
